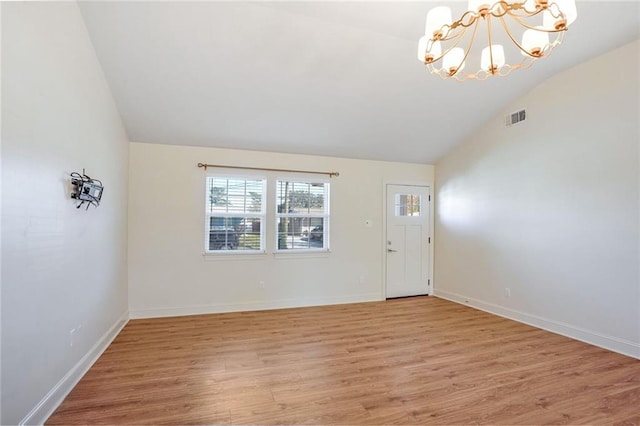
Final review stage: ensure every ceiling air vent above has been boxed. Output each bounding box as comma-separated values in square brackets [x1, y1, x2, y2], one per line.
[506, 109, 526, 127]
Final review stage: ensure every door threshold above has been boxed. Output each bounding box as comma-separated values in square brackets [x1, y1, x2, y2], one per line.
[386, 294, 430, 300]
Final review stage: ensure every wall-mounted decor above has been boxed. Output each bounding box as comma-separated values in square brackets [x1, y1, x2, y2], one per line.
[71, 170, 103, 210]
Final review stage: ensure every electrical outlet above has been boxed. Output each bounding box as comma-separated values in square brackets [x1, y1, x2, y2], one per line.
[505, 288, 511, 298]
[359, 276, 366, 284]
[259, 281, 265, 289]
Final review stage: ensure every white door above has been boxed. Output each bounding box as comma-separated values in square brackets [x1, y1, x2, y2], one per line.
[385, 184, 431, 298]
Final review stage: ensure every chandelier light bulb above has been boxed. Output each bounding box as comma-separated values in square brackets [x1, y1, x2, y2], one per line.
[543, 0, 577, 30]
[480, 45, 505, 74]
[543, 10, 562, 30]
[554, 0, 577, 26]
[521, 28, 549, 57]
[443, 47, 466, 76]
[418, 39, 443, 63]
[428, 41, 442, 62]
[417, 35, 428, 62]
[425, 6, 452, 39]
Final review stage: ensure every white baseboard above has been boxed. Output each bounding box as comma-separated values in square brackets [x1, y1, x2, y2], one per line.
[435, 289, 640, 360]
[130, 293, 383, 319]
[20, 310, 129, 426]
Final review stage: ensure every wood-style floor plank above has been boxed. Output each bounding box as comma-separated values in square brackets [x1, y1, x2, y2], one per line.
[47, 297, 640, 425]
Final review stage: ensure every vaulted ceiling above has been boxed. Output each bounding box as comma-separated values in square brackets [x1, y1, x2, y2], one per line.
[79, 1, 640, 164]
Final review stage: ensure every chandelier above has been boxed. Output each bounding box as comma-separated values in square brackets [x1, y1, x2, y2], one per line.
[417, 0, 577, 81]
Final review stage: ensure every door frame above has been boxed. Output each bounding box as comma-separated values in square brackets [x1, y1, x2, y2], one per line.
[382, 181, 434, 299]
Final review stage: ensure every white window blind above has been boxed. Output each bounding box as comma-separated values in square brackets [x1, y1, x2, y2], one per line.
[205, 176, 266, 252]
[276, 180, 330, 251]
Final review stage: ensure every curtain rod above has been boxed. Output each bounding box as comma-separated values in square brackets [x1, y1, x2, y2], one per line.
[197, 163, 339, 178]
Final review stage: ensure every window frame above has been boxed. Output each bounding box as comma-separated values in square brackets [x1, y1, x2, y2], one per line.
[274, 178, 330, 253]
[204, 174, 267, 255]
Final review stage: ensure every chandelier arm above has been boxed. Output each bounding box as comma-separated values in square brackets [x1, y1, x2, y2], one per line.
[498, 15, 542, 59]
[454, 18, 480, 77]
[426, 25, 469, 68]
[438, 25, 454, 42]
[507, 8, 542, 27]
[439, 23, 467, 43]
[487, 14, 496, 73]
[435, 10, 477, 45]
[509, 12, 565, 33]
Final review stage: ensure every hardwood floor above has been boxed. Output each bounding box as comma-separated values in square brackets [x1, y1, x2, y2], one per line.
[47, 297, 640, 425]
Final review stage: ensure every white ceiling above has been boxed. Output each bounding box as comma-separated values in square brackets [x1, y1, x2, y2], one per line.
[79, 1, 640, 164]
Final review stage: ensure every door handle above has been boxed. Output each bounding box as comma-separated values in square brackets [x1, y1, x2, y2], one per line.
[387, 249, 397, 252]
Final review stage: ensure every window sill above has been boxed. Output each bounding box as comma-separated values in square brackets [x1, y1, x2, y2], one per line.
[273, 249, 331, 259]
[202, 251, 267, 261]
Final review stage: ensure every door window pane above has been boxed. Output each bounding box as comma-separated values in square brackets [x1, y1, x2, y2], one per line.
[395, 194, 421, 217]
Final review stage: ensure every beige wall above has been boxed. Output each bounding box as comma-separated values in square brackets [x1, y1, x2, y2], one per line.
[1, 3, 129, 423]
[435, 40, 640, 358]
[128, 142, 434, 318]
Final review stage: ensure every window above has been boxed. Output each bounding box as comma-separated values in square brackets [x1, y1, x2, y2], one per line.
[276, 180, 329, 251]
[204, 175, 331, 254]
[395, 194, 421, 217]
[205, 176, 265, 252]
